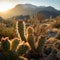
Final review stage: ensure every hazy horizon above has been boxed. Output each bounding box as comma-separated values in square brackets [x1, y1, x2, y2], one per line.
[0, 0, 60, 11]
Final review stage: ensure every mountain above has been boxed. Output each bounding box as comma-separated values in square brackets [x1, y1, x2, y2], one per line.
[0, 4, 60, 19]
[37, 6, 57, 12]
[37, 6, 59, 18]
[0, 4, 37, 19]
[39, 10, 58, 18]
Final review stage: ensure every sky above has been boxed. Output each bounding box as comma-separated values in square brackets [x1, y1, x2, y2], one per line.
[0, 0, 60, 10]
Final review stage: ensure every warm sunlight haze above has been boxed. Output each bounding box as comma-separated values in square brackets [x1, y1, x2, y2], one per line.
[0, 0, 60, 60]
[0, 2, 13, 12]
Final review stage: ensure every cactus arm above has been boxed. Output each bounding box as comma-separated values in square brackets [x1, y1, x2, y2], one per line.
[11, 39, 20, 51]
[37, 36, 46, 53]
[1, 39, 10, 51]
[18, 21, 26, 42]
[17, 44, 28, 56]
[27, 34, 35, 51]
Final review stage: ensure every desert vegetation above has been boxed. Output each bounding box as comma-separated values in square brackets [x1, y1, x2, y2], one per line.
[0, 15, 60, 60]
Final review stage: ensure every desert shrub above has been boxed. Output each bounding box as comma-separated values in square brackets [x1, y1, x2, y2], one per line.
[55, 31, 60, 40]
[0, 23, 17, 39]
[53, 16, 60, 29]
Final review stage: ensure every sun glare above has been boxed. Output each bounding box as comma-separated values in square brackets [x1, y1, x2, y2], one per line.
[0, 2, 13, 12]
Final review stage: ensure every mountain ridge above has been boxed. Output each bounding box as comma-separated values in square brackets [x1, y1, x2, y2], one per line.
[0, 4, 60, 19]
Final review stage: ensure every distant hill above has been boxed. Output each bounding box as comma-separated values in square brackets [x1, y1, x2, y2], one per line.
[38, 6, 59, 18]
[39, 10, 58, 18]
[0, 4, 60, 19]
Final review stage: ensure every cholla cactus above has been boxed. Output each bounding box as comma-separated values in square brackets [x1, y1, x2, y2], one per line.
[0, 37, 29, 60]
[18, 20, 26, 42]
[26, 26, 35, 50]
[17, 20, 34, 42]
[17, 20, 47, 58]
[27, 34, 35, 51]
[17, 44, 29, 56]
[27, 26, 34, 35]
[1, 37, 10, 51]
[11, 38, 20, 51]
[37, 36, 46, 52]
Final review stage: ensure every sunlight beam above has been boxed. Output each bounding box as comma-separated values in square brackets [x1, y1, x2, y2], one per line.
[0, 2, 13, 12]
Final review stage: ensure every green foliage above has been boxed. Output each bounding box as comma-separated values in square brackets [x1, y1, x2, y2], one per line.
[17, 21, 46, 57]
[11, 39, 20, 51]
[0, 37, 29, 60]
[1, 38, 10, 51]
[18, 21, 26, 41]
[27, 34, 35, 50]
[37, 36, 46, 52]
[17, 44, 28, 55]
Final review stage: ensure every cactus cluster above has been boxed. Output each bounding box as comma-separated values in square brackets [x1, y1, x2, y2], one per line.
[18, 20, 26, 42]
[0, 37, 29, 60]
[0, 20, 60, 60]
[17, 20, 47, 58]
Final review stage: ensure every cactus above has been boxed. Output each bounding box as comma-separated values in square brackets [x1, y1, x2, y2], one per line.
[37, 36, 46, 52]
[26, 25, 47, 58]
[17, 20, 47, 58]
[18, 21, 26, 41]
[27, 26, 34, 35]
[0, 37, 29, 60]
[11, 38, 20, 51]
[27, 34, 35, 51]
[17, 44, 29, 56]
[1, 38, 10, 51]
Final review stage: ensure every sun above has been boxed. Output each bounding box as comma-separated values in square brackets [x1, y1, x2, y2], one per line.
[0, 2, 13, 12]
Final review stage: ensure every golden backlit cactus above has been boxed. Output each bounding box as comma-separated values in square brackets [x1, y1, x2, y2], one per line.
[0, 37, 29, 60]
[1, 37, 10, 51]
[18, 20, 26, 41]
[17, 20, 47, 56]
[11, 38, 20, 51]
